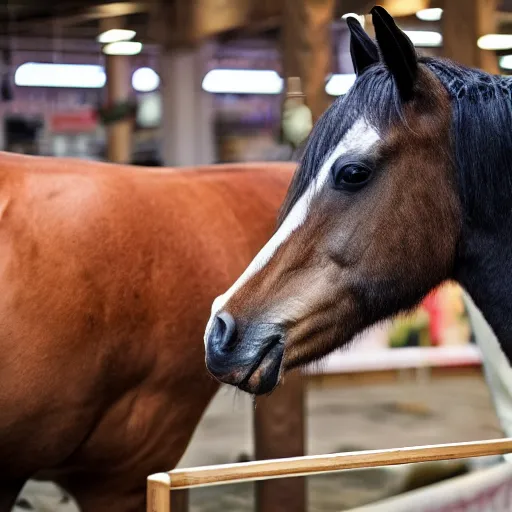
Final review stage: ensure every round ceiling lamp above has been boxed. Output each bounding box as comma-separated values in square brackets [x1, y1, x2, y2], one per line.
[132, 67, 160, 93]
[416, 8, 443, 21]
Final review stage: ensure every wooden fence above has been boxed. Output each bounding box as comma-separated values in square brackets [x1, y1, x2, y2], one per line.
[146, 437, 512, 512]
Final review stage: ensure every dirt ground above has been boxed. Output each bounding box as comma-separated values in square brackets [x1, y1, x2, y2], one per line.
[17, 372, 504, 511]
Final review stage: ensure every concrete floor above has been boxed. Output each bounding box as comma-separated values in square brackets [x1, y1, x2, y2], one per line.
[16, 372, 503, 511]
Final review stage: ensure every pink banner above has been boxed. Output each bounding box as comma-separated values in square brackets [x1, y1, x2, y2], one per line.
[350, 463, 512, 512]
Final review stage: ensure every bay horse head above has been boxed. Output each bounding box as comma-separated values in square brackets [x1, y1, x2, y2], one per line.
[205, 6, 512, 394]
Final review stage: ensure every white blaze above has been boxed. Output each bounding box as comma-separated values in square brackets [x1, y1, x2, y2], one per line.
[204, 117, 380, 346]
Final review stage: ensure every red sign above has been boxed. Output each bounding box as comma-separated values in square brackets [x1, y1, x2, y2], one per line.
[50, 109, 98, 133]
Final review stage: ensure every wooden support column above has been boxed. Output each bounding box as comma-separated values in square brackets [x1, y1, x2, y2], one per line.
[171, 489, 189, 512]
[282, 0, 336, 122]
[102, 18, 133, 163]
[442, 0, 499, 74]
[255, 369, 306, 512]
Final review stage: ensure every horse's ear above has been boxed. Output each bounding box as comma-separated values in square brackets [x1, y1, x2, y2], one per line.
[346, 16, 379, 76]
[371, 6, 418, 100]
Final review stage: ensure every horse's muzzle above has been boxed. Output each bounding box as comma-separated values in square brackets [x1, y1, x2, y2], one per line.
[205, 313, 285, 395]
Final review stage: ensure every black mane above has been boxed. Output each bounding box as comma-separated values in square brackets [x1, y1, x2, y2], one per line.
[425, 58, 512, 226]
[280, 57, 512, 228]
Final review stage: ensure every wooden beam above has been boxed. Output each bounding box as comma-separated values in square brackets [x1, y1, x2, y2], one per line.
[334, 0, 429, 18]
[151, 0, 282, 48]
[377, 0, 429, 17]
[164, 438, 512, 490]
[282, 0, 335, 121]
[0, 2, 148, 29]
[194, 0, 253, 40]
[442, 0, 499, 73]
[102, 16, 133, 164]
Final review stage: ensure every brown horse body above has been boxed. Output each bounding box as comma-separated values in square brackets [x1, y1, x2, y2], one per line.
[0, 151, 293, 511]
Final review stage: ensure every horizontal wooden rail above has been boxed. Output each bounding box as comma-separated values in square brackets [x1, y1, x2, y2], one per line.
[148, 438, 512, 499]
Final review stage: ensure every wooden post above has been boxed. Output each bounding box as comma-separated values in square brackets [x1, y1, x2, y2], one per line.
[101, 18, 133, 163]
[442, 0, 499, 74]
[282, 0, 336, 122]
[254, 369, 306, 512]
[170, 489, 189, 512]
[147, 473, 171, 512]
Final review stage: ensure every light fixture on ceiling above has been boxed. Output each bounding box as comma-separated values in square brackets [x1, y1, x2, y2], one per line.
[103, 41, 143, 56]
[478, 34, 512, 51]
[15, 62, 106, 88]
[499, 55, 512, 70]
[325, 74, 356, 96]
[416, 8, 443, 21]
[341, 13, 365, 28]
[202, 69, 283, 95]
[132, 67, 160, 92]
[97, 29, 136, 44]
[404, 30, 443, 47]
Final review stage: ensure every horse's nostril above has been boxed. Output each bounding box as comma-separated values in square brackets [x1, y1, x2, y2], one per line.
[212, 311, 237, 353]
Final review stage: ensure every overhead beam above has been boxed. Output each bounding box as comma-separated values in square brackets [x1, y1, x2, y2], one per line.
[150, 0, 282, 48]
[377, 0, 429, 17]
[334, 0, 429, 18]
[0, 2, 148, 33]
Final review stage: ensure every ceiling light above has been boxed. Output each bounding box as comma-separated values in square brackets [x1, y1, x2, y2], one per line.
[416, 8, 443, 21]
[325, 74, 356, 96]
[97, 29, 136, 44]
[202, 69, 283, 95]
[132, 67, 160, 92]
[404, 30, 442, 47]
[478, 34, 512, 50]
[15, 62, 106, 88]
[342, 13, 365, 28]
[499, 55, 512, 70]
[103, 41, 142, 56]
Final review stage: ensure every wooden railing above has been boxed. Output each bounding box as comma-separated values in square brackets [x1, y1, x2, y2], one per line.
[146, 437, 512, 512]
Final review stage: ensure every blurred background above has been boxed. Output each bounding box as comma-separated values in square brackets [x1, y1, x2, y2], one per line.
[0, 0, 508, 166]
[2, 1, 512, 511]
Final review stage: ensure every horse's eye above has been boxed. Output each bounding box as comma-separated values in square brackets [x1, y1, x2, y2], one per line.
[331, 161, 372, 191]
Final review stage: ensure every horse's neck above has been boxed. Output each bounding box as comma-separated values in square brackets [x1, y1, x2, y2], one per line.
[455, 219, 512, 362]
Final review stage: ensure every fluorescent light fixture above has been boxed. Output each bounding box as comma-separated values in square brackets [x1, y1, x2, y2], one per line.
[15, 62, 106, 88]
[97, 29, 136, 44]
[416, 8, 443, 21]
[325, 73, 356, 96]
[478, 34, 512, 50]
[499, 55, 512, 70]
[404, 30, 442, 47]
[342, 12, 365, 28]
[103, 41, 142, 56]
[202, 69, 283, 94]
[132, 67, 160, 92]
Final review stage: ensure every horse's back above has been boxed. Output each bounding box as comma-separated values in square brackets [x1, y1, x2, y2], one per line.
[0, 152, 294, 286]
